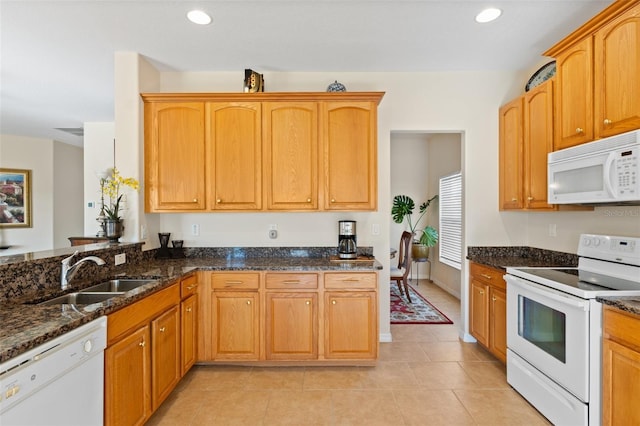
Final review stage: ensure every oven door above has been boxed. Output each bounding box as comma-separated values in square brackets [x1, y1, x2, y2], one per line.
[506, 275, 590, 402]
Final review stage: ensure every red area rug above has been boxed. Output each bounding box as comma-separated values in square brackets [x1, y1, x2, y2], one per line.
[390, 284, 453, 324]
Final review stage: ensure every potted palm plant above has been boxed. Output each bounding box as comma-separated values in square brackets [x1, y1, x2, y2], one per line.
[391, 194, 439, 260]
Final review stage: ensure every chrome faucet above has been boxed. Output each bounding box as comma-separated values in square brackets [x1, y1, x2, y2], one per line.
[61, 251, 106, 290]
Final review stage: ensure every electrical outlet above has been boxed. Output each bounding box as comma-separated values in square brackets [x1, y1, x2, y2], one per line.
[372, 223, 380, 235]
[549, 224, 557, 237]
[140, 225, 147, 239]
[269, 229, 278, 239]
[269, 224, 278, 231]
[192, 224, 200, 236]
[115, 253, 126, 265]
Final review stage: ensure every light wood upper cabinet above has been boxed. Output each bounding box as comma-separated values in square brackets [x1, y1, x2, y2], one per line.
[594, 3, 640, 139]
[206, 102, 262, 210]
[523, 80, 555, 210]
[322, 101, 378, 210]
[499, 97, 524, 210]
[142, 92, 383, 213]
[263, 102, 318, 210]
[144, 102, 206, 210]
[545, 2, 640, 149]
[554, 37, 594, 150]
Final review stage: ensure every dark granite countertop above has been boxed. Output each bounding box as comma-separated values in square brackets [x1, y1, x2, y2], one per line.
[0, 255, 382, 363]
[467, 246, 578, 271]
[597, 296, 640, 316]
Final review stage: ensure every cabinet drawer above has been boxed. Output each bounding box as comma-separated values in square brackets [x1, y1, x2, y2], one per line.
[211, 273, 260, 290]
[266, 273, 318, 289]
[604, 306, 640, 352]
[470, 263, 506, 290]
[324, 272, 377, 289]
[180, 274, 198, 299]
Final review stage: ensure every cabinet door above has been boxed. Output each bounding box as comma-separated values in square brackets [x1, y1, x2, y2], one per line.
[594, 3, 640, 139]
[266, 292, 318, 360]
[499, 97, 524, 210]
[321, 101, 377, 210]
[523, 80, 555, 210]
[324, 291, 377, 359]
[602, 338, 640, 425]
[151, 305, 181, 411]
[263, 102, 318, 210]
[212, 291, 260, 359]
[554, 37, 594, 149]
[105, 325, 151, 426]
[181, 294, 198, 376]
[489, 287, 507, 363]
[469, 279, 489, 347]
[206, 102, 262, 210]
[145, 102, 206, 211]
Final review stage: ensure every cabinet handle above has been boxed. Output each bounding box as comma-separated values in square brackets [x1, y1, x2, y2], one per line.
[511, 198, 517, 202]
[193, 198, 198, 203]
[307, 198, 311, 203]
[187, 285, 197, 290]
[604, 119, 612, 125]
[305, 300, 311, 305]
[576, 127, 583, 134]
[216, 199, 222, 203]
[331, 198, 336, 203]
[139, 340, 145, 347]
[332, 300, 336, 305]
[246, 300, 251, 305]
[283, 280, 301, 284]
[226, 280, 244, 285]
[492, 296, 497, 302]
[160, 327, 166, 332]
[527, 196, 533, 201]
[186, 307, 192, 313]
[480, 274, 492, 280]
[479, 290, 484, 295]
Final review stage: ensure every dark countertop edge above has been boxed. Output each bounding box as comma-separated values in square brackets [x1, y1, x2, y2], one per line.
[466, 246, 578, 271]
[0, 258, 382, 363]
[597, 296, 640, 316]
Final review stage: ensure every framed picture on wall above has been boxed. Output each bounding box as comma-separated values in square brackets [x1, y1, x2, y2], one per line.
[0, 168, 32, 228]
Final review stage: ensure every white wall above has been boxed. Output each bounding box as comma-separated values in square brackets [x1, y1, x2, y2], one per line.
[83, 122, 116, 236]
[111, 62, 640, 342]
[0, 134, 83, 254]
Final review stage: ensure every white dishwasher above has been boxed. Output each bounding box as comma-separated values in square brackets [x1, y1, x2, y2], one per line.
[0, 316, 107, 426]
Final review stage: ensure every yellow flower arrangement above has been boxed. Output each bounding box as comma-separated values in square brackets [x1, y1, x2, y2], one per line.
[99, 168, 139, 221]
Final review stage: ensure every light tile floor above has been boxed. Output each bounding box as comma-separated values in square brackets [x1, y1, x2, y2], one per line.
[147, 280, 550, 425]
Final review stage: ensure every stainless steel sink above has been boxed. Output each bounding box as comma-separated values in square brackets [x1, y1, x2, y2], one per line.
[38, 292, 123, 306]
[81, 279, 157, 293]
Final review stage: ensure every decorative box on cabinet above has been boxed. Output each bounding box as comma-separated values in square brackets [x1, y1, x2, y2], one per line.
[469, 262, 506, 362]
[544, 2, 640, 149]
[602, 305, 640, 426]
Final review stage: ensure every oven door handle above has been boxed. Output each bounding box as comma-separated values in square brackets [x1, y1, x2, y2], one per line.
[508, 276, 589, 311]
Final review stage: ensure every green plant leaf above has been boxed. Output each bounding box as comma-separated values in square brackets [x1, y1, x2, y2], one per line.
[391, 195, 415, 224]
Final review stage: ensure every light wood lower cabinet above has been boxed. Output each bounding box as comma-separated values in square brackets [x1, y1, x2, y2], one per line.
[104, 282, 180, 426]
[180, 273, 199, 376]
[151, 305, 180, 411]
[602, 305, 640, 425]
[468, 262, 507, 363]
[199, 270, 378, 363]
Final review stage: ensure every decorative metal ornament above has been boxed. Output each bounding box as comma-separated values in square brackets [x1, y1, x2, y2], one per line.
[326, 80, 347, 92]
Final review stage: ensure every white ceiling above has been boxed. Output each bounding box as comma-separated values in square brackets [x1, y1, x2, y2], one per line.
[0, 0, 613, 146]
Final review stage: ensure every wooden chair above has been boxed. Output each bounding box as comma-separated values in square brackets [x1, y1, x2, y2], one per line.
[390, 231, 413, 303]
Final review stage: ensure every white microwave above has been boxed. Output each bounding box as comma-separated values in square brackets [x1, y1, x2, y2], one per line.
[548, 129, 640, 205]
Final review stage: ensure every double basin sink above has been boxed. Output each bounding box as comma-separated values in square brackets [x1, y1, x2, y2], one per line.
[38, 279, 157, 305]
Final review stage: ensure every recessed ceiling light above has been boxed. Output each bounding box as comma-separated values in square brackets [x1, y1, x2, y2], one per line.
[475, 8, 502, 23]
[187, 10, 212, 25]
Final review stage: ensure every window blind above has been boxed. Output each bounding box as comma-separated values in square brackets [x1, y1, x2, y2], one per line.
[439, 172, 462, 270]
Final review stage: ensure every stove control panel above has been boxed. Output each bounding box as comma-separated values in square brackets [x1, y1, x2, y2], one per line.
[578, 234, 640, 266]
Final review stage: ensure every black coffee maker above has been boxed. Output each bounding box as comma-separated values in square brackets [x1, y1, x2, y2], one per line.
[338, 220, 357, 259]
